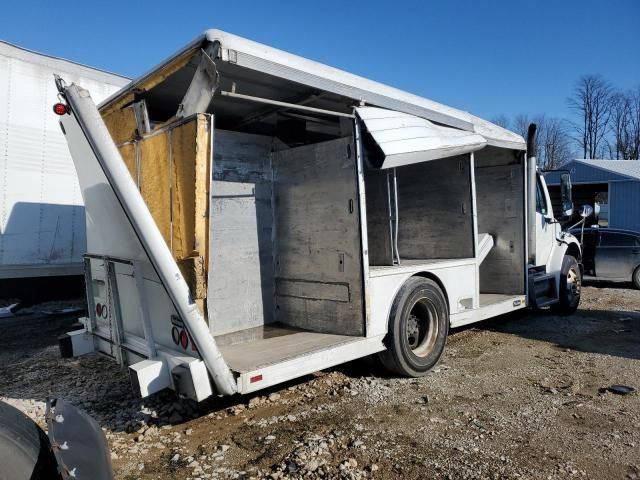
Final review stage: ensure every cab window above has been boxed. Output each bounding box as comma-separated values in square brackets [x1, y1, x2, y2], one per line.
[535, 178, 547, 215]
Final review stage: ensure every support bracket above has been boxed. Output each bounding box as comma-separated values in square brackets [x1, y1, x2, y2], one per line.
[176, 48, 219, 118]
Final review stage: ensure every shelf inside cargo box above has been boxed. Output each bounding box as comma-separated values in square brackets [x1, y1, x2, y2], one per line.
[217, 323, 359, 373]
[368, 258, 476, 277]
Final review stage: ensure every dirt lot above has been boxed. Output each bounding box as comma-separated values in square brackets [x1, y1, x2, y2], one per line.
[1, 284, 639, 479]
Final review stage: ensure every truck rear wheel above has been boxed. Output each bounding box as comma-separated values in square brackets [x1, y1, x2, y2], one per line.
[552, 255, 581, 315]
[633, 266, 640, 290]
[379, 277, 449, 377]
[0, 401, 59, 480]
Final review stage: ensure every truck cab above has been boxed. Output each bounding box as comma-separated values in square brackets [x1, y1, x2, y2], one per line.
[527, 140, 582, 313]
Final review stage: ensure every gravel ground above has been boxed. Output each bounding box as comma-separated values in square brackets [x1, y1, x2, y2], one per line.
[1, 285, 639, 479]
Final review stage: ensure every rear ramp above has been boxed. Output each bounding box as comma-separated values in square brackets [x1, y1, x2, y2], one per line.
[56, 79, 236, 397]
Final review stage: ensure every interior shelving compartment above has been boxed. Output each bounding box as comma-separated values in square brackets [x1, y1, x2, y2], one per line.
[365, 154, 475, 267]
[474, 146, 526, 296]
[208, 130, 365, 344]
[206, 131, 367, 370]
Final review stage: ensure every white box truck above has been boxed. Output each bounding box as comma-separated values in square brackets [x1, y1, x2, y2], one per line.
[0, 41, 129, 280]
[54, 30, 584, 401]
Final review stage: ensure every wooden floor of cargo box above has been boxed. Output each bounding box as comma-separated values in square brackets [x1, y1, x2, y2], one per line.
[217, 323, 359, 373]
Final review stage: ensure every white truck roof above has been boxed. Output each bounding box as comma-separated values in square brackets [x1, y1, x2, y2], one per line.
[101, 29, 525, 151]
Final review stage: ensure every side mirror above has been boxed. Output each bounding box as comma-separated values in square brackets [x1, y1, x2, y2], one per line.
[579, 204, 594, 218]
[593, 202, 601, 216]
[560, 172, 573, 218]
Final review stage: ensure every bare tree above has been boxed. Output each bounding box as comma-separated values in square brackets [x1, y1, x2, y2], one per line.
[567, 75, 613, 159]
[513, 113, 546, 159]
[511, 113, 571, 168]
[608, 92, 631, 159]
[629, 87, 640, 159]
[490, 115, 511, 130]
[539, 118, 571, 169]
[607, 88, 640, 160]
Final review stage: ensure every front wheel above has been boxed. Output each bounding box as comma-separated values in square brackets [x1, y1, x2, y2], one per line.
[379, 277, 449, 377]
[552, 255, 581, 315]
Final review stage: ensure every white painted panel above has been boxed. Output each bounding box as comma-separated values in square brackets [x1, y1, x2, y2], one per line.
[237, 335, 386, 393]
[356, 107, 487, 169]
[367, 259, 477, 337]
[0, 43, 128, 276]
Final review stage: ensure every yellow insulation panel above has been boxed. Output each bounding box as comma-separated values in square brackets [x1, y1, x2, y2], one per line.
[102, 105, 138, 145]
[139, 132, 172, 246]
[118, 143, 137, 181]
[110, 114, 212, 304]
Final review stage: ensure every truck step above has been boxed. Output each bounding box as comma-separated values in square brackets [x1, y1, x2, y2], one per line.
[534, 296, 558, 307]
[528, 271, 558, 308]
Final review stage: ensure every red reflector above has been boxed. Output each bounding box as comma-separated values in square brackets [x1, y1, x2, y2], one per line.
[250, 374, 263, 384]
[179, 330, 189, 349]
[53, 103, 68, 115]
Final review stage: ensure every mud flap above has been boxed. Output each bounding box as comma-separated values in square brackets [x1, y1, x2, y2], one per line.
[46, 399, 113, 479]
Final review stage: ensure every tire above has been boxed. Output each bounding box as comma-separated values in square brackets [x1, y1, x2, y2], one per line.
[379, 277, 449, 377]
[551, 255, 581, 316]
[0, 401, 59, 480]
[633, 266, 640, 290]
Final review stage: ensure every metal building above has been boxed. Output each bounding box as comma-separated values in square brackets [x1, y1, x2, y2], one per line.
[0, 41, 129, 279]
[545, 159, 640, 232]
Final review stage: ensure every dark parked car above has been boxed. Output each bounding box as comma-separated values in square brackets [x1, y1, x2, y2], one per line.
[570, 228, 640, 289]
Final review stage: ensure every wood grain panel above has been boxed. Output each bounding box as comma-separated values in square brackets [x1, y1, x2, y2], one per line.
[273, 137, 364, 336]
[395, 155, 474, 259]
[475, 147, 525, 294]
[207, 130, 275, 335]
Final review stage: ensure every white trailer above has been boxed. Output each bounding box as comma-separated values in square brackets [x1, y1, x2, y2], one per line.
[55, 30, 583, 400]
[0, 41, 129, 279]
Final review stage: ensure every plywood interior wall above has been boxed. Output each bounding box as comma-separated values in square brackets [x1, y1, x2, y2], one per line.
[207, 130, 275, 336]
[363, 166, 393, 266]
[273, 137, 364, 336]
[101, 111, 212, 311]
[395, 155, 474, 260]
[475, 147, 525, 295]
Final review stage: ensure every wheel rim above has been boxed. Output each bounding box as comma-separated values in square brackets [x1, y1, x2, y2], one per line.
[406, 298, 439, 357]
[566, 266, 581, 301]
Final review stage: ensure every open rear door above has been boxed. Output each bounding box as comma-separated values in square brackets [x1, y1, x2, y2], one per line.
[54, 78, 236, 398]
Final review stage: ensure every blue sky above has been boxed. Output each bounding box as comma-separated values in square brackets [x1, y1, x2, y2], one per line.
[3, 0, 639, 123]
